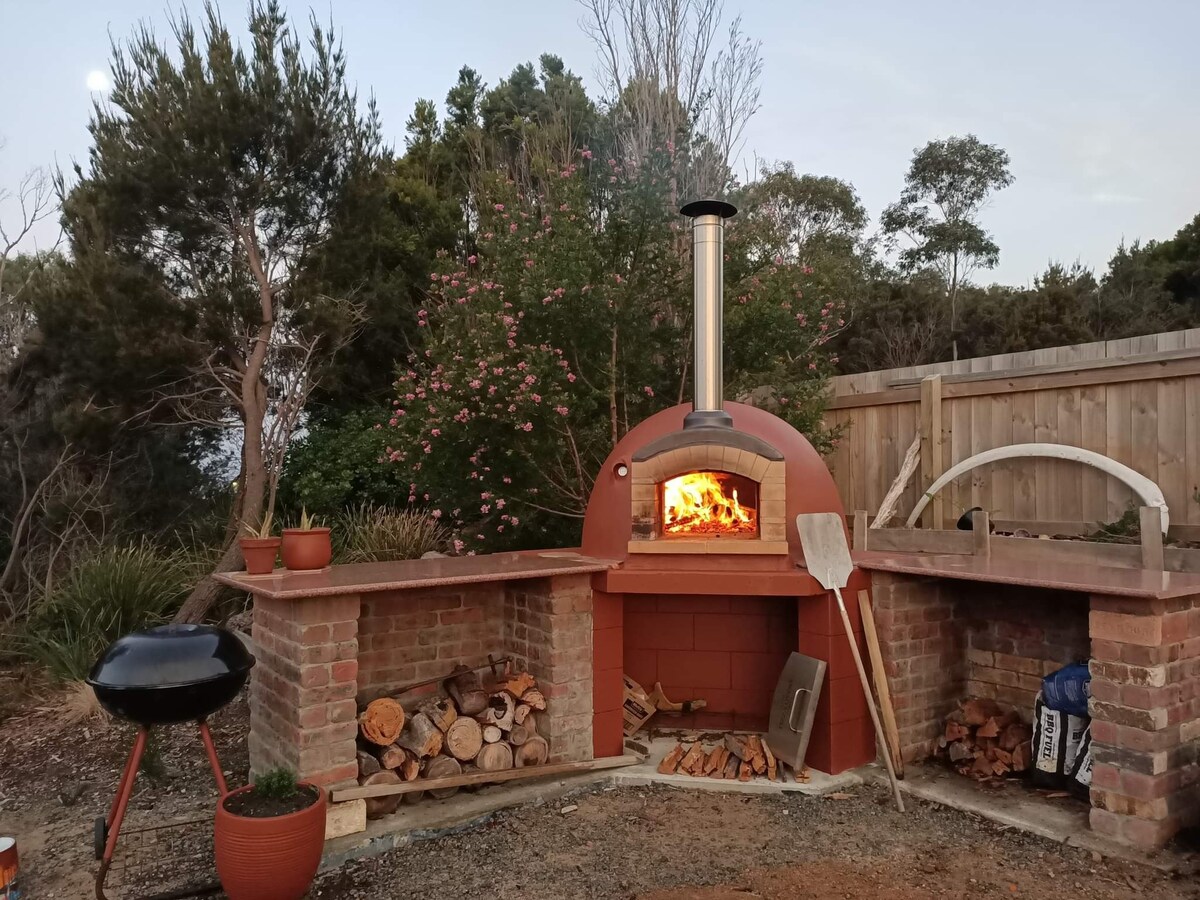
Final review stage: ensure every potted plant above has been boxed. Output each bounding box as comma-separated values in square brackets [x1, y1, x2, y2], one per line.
[281, 508, 332, 571]
[214, 767, 326, 900]
[239, 512, 280, 575]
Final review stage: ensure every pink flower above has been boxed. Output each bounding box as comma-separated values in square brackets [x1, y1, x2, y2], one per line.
[481, 491, 492, 499]
[643, 385, 654, 397]
[496, 499, 506, 509]
[510, 516, 520, 525]
[494, 203, 505, 211]
[567, 372, 576, 382]
[554, 405, 569, 416]
[468, 254, 478, 264]
[453, 539, 465, 553]
[430, 428, 441, 437]
[581, 148, 593, 159]
[521, 422, 533, 432]
[509, 223, 518, 233]
[431, 509, 442, 519]
[481, 504, 491, 514]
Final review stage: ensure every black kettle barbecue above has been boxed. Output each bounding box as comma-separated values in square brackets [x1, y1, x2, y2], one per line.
[86, 624, 254, 899]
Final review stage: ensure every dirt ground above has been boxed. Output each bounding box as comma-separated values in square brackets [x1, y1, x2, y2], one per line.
[2, 676, 1197, 900]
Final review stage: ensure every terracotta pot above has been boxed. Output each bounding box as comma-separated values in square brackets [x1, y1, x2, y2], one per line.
[239, 537, 281, 575]
[214, 783, 326, 900]
[280, 528, 332, 571]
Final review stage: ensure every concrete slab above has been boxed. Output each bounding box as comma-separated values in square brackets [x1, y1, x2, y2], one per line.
[872, 765, 1196, 874]
[611, 736, 861, 796]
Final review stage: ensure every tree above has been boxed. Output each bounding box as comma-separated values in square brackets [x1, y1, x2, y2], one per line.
[740, 163, 867, 261]
[62, 1, 381, 622]
[881, 135, 1013, 359]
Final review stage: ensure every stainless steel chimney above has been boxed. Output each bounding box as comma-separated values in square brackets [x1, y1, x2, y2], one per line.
[680, 198, 738, 429]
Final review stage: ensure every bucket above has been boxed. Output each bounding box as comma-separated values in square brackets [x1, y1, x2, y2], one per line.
[0, 837, 18, 899]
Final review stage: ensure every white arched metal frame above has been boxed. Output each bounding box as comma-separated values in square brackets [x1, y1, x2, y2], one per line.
[904, 443, 1169, 534]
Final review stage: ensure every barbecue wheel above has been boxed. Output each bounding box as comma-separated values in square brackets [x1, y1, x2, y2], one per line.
[94, 816, 108, 860]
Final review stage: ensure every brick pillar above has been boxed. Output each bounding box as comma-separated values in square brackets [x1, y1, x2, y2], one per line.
[249, 593, 360, 788]
[868, 571, 964, 767]
[505, 575, 594, 763]
[1087, 593, 1200, 850]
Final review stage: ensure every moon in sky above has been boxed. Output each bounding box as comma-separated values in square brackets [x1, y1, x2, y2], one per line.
[86, 70, 110, 92]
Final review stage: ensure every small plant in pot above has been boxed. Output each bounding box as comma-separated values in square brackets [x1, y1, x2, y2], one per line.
[214, 767, 326, 900]
[281, 508, 333, 571]
[239, 513, 280, 575]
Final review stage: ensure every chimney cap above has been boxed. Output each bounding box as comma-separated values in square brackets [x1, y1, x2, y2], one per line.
[680, 198, 737, 219]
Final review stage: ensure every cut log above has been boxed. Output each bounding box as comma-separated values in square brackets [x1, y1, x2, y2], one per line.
[397, 712, 444, 759]
[378, 743, 408, 770]
[482, 724, 503, 744]
[478, 691, 516, 732]
[944, 722, 971, 743]
[509, 723, 534, 747]
[400, 750, 421, 782]
[514, 703, 533, 726]
[702, 747, 724, 776]
[722, 755, 739, 779]
[657, 743, 686, 775]
[707, 748, 729, 779]
[971, 755, 994, 778]
[443, 716, 484, 762]
[360, 771, 402, 819]
[446, 665, 488, 716]
[475, 741, 514, 773]
[738, 760, 752, 782]
[357, 750, 380, 778]
[515, 735, 549, 767]
[678, 743, 705, 776]
[358, 698, 405, 746]
[497, 671, 537, 699]
[418, 697, 458, 732]
[520, 688, 547, 711]
[424, 755, 463, 799]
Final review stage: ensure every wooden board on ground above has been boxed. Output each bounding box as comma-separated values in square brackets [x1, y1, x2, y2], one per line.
[332, 755, 641, 802]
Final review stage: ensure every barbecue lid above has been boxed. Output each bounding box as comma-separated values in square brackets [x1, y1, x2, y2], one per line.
[86, 624, 255, 691]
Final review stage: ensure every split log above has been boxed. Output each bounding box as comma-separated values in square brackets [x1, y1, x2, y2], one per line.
[379, 743, 408, 770]
[724, 734, 751, 761]
[424, 755, 464, 800]
[738, 760, 752, 782]
[397, 712, 444, 759]
[443, 716, 484, 762]
[701, 747, 723, 776]
[446, 665, 488, 716]
[707, 748, 729, 779]
[475, 741, 514, 773]
[515, 735, 549, 767]
[1011, 742, 1032, 772]
[360, 771, 402, 819]
[722, 755, 740, 779]
[976, 717, 1001, 739]
[482, 724, 503, 744]
[358, 698, 405, 746]
[961, 698, 1003, 726]
[497, 671, 537, 699]
[418, 697, 458, 732]
[678, 743, 705, 776]
[948, 742, 974, 763]
[999, 722, 1033, 752]
[746, 736, 767, 775]
[657, 743, 686, 774]
[513, 704, 533, 726]
[761, 738, 778, 781]
[357, 750, 381, 778]
[509, 723, 534, 747]
[944, 722, 971, 743]
[478, 691, 516, 732]
[520, 688, 547, 711]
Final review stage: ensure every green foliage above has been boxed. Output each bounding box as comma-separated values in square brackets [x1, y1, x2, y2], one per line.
[21, 542, 198, 681]
[253, 766, 299, 800]
[334, 505, 450, 563]
[1085, 504, 1143, 544]
[279, 408, 411, 516]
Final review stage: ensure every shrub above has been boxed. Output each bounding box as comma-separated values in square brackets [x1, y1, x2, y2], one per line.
[334, 505, 450, 563]
[253, 766, 299, 800]
[22, 541, 194, 681]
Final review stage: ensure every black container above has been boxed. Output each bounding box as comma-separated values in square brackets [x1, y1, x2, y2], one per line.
[86, 624, 255, 725]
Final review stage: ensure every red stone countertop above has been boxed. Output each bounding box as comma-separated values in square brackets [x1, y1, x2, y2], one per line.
[214, 551, 617, 601]
[853, 550, 1200, 600]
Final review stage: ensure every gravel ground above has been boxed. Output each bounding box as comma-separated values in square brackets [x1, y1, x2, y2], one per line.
[2, 672, 1197, 899]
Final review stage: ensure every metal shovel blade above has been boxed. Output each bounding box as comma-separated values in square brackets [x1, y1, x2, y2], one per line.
[795, 512, 854, 590]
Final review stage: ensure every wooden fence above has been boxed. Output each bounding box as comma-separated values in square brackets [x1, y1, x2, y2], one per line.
[823, 329, 1200, 538]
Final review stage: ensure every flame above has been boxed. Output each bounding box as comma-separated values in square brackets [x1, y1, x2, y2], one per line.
[662, 471, 757, 536]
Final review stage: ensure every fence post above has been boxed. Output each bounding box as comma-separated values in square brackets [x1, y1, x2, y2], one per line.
[1139, 506, 1165, 571]
[919, 375, 944, 529]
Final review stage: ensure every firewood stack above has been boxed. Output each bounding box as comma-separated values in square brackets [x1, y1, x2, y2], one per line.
[937, 698, 1033, 779]
[656, 733, 808, 784]
[355, 666, 550, 819]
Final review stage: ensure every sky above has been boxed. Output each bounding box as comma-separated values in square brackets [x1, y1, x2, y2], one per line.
[2, 0, 1198, 285]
